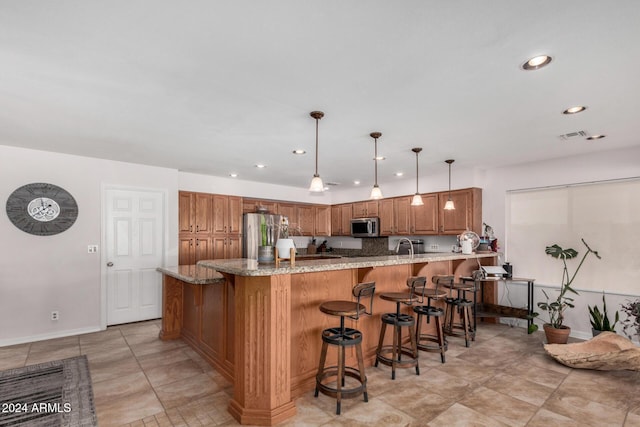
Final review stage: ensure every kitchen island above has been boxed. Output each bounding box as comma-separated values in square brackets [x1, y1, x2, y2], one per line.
[159, 253, 497, 425]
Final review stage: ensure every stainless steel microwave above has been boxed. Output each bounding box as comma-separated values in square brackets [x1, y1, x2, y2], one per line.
[350, 217, 380, 237]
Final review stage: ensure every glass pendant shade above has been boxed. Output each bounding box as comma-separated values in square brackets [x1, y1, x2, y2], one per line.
[411, 193, 424, 206]
[370, 185, 383, 200]
[309, 175, 324, 192]
[444, 198, 455, 210]
[308, 111, 325, 192]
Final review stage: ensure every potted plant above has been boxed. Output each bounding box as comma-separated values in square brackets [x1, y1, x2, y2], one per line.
[620, 299, 640, 340]
[536, 238, 601, 344]
[588, 292, 619, 336]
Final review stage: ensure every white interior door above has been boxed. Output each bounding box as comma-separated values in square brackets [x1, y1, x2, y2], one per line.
[105, 188, 165, 325]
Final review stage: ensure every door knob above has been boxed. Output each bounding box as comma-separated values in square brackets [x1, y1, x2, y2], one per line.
[107, 262, 114, 267]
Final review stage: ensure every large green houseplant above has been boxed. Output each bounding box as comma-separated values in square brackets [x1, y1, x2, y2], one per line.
[536, 238, 601, 343]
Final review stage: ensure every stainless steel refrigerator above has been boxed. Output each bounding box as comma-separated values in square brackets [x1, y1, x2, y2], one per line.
[243, 213, 287, 260]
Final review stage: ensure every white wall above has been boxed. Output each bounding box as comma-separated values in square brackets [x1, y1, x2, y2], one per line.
[0, 145, 179, 345]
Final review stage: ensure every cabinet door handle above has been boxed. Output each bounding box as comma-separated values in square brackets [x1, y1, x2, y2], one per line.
[190, 239, 193, 247]
[196, 225, 199, 232]
[196, 239, 199, 246]
[190, 225, 193, 232]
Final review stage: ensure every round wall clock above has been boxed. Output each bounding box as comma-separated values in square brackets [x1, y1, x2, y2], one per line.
[6, 183, 79, 236]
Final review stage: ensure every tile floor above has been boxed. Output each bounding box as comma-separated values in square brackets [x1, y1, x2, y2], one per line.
[2, 320, 640, 426]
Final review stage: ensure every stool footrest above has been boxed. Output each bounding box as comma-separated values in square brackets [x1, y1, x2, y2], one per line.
[315, 366, 367, 400]
[375, 345, 419, 369]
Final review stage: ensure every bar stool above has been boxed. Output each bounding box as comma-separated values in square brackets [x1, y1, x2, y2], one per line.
[413, 276, 448, 363]
[442, 275, 475, 347]
[315, 281, 376, 415]
[375, 279, 420, 380]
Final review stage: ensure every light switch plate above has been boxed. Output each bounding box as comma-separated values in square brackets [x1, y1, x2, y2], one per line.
[88, 245, 99, 253]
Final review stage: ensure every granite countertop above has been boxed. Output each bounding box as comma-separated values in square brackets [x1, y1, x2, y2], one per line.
[157, 265, 225, 284]
[197, 252, 498, 277]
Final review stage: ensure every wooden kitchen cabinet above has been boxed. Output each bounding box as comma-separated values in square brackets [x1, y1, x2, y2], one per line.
[179, 235, 212, 265]
[352, 200, 378, 218]
[212, 235, 242, 259]
[297, 205, 315, 236]
[178, 191, 212, 234]
[277, 203, 297, 224]
[438, 188, 482, 235]
[243, 199, 277, 214]
[410, 193, 438, 234]
[314, 205, 331, 236]
[331, 204, 352, 236]
[213, 195, 242, 235]
[379, 197, 411, 235]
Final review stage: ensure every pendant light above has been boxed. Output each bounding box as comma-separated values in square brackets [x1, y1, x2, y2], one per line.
[369, 132, 383, 200]
[308, 111, 325, 192]
[410, 148, 424, 206]
[444, 159, 455, 210]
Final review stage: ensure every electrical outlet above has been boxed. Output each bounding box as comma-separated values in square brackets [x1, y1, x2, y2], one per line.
[87, 245, 98, 254]
[51, 311, 59, 321]
[430, 244, 439, 251]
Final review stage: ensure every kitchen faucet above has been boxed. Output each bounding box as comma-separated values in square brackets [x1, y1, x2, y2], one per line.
[394, 238, 414, 256]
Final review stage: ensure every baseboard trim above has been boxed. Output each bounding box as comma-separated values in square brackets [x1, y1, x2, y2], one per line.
[0, 326, 104, 347]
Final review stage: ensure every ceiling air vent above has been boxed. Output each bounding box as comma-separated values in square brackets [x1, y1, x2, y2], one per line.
[326, 182, 340, 186]
[558, 130, 588, 141]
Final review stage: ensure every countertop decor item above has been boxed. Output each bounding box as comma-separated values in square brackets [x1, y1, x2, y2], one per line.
[369, 132, 383, 200]
[6, 182, 78, 236]
[410, 147, 424, 206]
[443, 159, 455, 210]
[536, 238, 601, 342]
[308, 111, 325, 192]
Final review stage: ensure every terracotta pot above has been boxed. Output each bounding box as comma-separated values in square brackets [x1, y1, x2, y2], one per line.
[543, 323, 571, 344]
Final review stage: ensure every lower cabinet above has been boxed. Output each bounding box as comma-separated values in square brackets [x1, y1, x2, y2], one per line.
[179, 236, 211, 265]
[212, 235, 242, 259]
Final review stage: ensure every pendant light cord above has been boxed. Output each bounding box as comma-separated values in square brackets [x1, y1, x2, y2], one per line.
[314, 117, 319, 176]
[415, 151, 419, 193]
[374, 137, 378, 186]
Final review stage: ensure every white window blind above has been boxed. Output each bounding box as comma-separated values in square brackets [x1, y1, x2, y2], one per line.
[506, 179, 640, 294]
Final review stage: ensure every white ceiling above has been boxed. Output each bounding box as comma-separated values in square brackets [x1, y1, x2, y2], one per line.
[1, 1, 639, 191]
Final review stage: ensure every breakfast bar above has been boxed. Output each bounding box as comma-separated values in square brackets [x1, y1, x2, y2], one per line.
[159, 253, 498, 425]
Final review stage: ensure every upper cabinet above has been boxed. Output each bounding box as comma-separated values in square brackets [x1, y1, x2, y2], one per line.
[331, 204, 352, 236]
[438, 188, 482, 235]
[379, 197, 411, 235]
[213, 195, 242, 235]
[178, 191, 211, 234]
[352, 201, 378, 218]
[297, 205, 315, 236]
[380, 188, 481, 236]
[410, 193, 438, 234]
[314, 205, 331, 236]
[243, 199, 277, 214]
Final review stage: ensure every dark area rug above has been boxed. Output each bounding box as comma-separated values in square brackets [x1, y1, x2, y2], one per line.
[0, 355, 97, 426]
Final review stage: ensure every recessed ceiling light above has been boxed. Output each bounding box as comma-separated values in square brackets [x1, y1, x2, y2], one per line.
[229, 173, 238, 178]
[522, 55, 552, 70]
[586, 134, 606, 140]
[563, 106, 587, 115]
[292, 149, 306, 154]
[255, 164, 266, 168]
[394, 172, 403, 177]
[354, 180, 361, 185]
[374, 156, 385, 161]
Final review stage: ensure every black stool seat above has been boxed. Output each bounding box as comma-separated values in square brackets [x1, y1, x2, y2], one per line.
[315, 282, 375, 415]
[375, 290, 419, 380]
